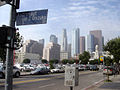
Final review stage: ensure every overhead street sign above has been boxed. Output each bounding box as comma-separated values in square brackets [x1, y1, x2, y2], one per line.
[16, 9, 48, 26]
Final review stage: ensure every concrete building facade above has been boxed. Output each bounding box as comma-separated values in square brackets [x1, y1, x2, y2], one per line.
[21, 40, 44, 59]
[43, 42, 60, 61]
[15, 50, 40, 64]
[60, 51, 69, 61]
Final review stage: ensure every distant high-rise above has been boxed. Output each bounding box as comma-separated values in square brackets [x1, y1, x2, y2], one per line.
[43, 42, 60, 61]
[90, 30, 103, 52]
[87, 34, 94, 54]
[39, 39, 44, 47]
[67, 43, 71, 58]
[80, 36, 85, 54]
[39, 39, 44, 45]
[50, 34, 58, 44]
[71, 28, 80, 57]
[61, 29, 67, 52]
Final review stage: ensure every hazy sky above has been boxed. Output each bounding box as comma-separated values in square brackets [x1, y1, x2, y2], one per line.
[0, 0, 120, 45]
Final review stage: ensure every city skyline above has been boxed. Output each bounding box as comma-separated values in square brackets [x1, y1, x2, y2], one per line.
[0, 0, 120, 45]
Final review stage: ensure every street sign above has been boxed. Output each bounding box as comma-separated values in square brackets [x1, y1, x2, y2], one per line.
[64, 66, 79, 87]
[16, 9, 48, 26]
[100, 56, 104, 62]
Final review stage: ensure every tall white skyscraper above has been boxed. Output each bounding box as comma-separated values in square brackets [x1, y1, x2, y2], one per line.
[61, 29, 67, 52]
[50, 34, 58, 44]
[72, 28, 80, 57]
[87, 34, 94, 54]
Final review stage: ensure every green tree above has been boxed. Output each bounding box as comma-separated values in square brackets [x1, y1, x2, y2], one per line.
[0, 31, 23, 63]
[104, 37, 120, 63]
[104, 56, 113, 66]
[89, 59, 99, 65]
[23, 59, 30, 64]
[79, 51, 90, 64]
[41, 59, 48, 64]
[0, 48, 6, 63]
[61, 59, 69, 64]
[49, 63, 54, 69]
[49, 59, 59, 64]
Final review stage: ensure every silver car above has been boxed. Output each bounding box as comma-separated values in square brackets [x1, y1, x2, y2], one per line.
[0, 66, 21, 78]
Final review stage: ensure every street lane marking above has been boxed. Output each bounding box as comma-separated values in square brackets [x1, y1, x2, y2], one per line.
[0, 78, 51, 86]
[0, 71, 99, 86]
[39, 83, 55, 88]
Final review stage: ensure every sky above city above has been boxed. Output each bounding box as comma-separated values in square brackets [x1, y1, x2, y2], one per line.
[0, 0, 120, 45]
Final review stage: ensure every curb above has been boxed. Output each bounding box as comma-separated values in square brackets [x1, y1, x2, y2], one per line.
[82, 79, 104, 90]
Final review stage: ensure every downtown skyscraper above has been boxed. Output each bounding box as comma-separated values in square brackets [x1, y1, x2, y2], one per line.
[87, 34, 94, 54]
[80, 36, 85, 54]
[90, 30, 103, 52]
[61, 29, 68, 52]
[50, 34, 58, 44]
[71, 28, 80, 57]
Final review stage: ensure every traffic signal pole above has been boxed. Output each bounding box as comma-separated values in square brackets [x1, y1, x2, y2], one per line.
[5, 0, 16, 90]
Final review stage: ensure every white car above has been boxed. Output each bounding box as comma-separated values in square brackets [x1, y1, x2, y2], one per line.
[51, 68, 60, 73]
[0, 66, 21, 78]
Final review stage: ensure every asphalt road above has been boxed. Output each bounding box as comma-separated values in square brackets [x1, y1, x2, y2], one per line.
[0, 71, 104, 90]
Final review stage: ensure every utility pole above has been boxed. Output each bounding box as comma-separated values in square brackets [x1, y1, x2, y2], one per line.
[5, 0, 18, 90]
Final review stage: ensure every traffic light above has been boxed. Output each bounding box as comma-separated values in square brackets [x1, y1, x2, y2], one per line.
[0, 27, 7, 45]
[0, 26, 16, 47]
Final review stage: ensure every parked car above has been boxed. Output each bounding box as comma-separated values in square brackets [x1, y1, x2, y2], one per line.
[78, 65, 86, 71]
[30, 67, 50, 75]
[103, 66, 115, 75]
[0, 66, 21, 78]
[90, 65, 99, 71]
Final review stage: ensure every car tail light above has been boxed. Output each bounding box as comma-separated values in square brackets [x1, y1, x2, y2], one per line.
[104, 69, 105, 71]
[110, 69, 112, 71]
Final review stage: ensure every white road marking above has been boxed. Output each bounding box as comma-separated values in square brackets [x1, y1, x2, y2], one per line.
[39, 83, 55, 88]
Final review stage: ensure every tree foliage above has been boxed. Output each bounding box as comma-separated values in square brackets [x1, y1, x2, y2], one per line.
[41, 59, 48, 64]
[104, 37, 120, 63]
[89, 59, 99, 65]
[23, 59, 30, 64]
[79, 51, 90, 64]
[49, 59, 59, 64]
[61, 59, 76, 64]
[0, 31, 23, 63]
[0, 48, 6, 62]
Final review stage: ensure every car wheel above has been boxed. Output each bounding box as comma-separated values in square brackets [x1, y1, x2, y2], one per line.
[0, 72, 5, 79]
[15, 72, 20, 78]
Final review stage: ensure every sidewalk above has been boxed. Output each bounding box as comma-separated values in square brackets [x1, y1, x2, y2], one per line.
[88, 75, 120, 90]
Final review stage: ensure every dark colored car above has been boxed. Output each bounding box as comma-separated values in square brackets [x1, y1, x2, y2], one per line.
[90, 65, 99, 71]
[30, 67, 50, 75]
